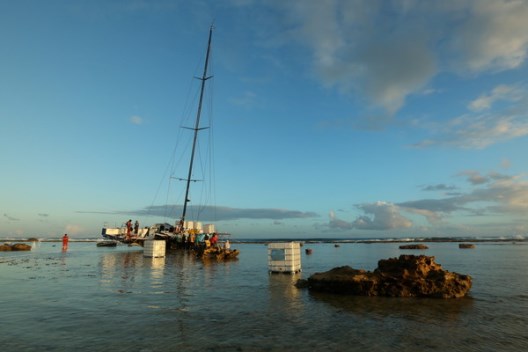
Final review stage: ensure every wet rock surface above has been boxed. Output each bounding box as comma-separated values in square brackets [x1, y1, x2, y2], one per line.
[0, 243, 32, 251]
[300, 255, 472, 298]
[459, 243, 476, 249]
[399, 244, 429, 249]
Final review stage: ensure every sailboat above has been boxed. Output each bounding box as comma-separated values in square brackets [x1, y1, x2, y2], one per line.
[101, 27, 238, 260]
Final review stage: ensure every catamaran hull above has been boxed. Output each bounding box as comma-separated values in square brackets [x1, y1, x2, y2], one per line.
[101, 227, 151, 243]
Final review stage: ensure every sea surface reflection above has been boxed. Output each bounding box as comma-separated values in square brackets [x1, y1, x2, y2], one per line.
[1, 241, 527, 351]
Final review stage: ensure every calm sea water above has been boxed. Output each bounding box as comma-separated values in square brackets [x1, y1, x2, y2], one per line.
[1, 241, 527, 351]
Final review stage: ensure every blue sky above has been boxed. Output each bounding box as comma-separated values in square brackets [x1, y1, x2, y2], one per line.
[2, 0, 528, 239]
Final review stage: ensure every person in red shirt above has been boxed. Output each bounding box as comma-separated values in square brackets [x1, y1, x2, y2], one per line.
[126, 219, 132, 240]
[62, 233, 69, 250]
[210, 233, 218, 247]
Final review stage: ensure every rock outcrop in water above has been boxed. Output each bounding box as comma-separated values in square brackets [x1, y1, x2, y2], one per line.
[299, 255, 472, 298]
[399, 244, 428, 249]
[0, 243, 32, 251]
[459, 243, 475, 249]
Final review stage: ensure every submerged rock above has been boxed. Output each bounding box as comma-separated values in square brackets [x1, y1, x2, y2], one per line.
[399, 244, 429, 250]
[12, 243, 32, 251]
[303, 255, 472, 298]
[0, 243, 32, 251]
[199, 247, 239, 261]
[459, 243, 475, 249]
[0, 244, 12, 251]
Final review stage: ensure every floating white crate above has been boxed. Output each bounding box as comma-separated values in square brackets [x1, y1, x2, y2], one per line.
[268, 242, 301, 273]
[143, 240, 166, 258]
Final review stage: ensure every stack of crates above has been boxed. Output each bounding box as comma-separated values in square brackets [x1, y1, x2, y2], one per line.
[268, 242, 301, 273]
[203, 224, 215, 233]
[184, 221, 194, 230]
[143, 240, 166, 258]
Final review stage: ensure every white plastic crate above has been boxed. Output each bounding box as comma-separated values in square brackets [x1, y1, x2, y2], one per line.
[268, 242, 301, 273]
[203, 224, 215, 233]
[143, 240, 166, 258]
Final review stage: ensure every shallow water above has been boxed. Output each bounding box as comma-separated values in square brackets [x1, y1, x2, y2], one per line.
[1, 241, 527, 351]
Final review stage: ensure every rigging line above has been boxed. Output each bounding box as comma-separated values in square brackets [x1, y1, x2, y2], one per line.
[163, 174, 173, 219]
[207, 65, 217, 222]
[147, 51, 199, 218]
[197, 90, 216, 221]
[187, 63, 216, 222]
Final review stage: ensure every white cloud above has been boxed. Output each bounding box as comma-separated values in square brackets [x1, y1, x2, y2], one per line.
[4, 213, 20, 221]
[78, 205, 319, 221]
[326, 170, 528, 232]
[465, 176, 528, 214]
[397, 171, 528, 225]
[65, 224, 83, 235]
[412, 84, 528, 149]
[130, 115, 143, 125]
[355, 33, 436, 114]
[281, 0, 437, 115]
[468, 85, 520, 112]
[229, 91, 257, 107]
[459, 170, 489, 185]
[421, 184, 457, 192]
[264, 0, 528, 119]
[329, 210, 354, 230]
[451, 0, 528, 73]
[444, 113, 528, 149]
[330, 202, 413, 231]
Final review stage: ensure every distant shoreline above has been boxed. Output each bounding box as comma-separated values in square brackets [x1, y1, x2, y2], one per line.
[1, 236, 526, 244]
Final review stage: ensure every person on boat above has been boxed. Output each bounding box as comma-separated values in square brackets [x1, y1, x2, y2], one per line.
[210, 233, 218, 247]
[134, 220, 139, 234]
[181, 233, 187, 250]
[224, 240, 230, 251]
[196, 233, 205, 247]
[176, 219, 184, 234]
[126, 219, 132, 240]
[174, 232, 182, 249]
[62, 233, 69, 250]
[188, 233, 195, 250]
[203, 234, 210, 249]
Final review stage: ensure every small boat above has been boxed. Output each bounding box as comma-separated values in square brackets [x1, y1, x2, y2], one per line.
[96, 240, 117, 247]
[305, 248, 313, 255]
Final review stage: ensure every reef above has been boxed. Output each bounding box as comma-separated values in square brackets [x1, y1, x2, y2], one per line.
[0, 243, 32, 251]
[298, 255, 472, 299]
[459, 243, 476, 249]
[399, 244, 429, 249]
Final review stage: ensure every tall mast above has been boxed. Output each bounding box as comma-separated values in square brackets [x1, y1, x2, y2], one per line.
[181, 26, 213, 225]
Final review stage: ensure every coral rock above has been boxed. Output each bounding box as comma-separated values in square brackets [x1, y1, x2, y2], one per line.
[399, 244, 429, 249]
[0, 243, 32, 251]
[305, 255, 471, 299]
[459, 243, 475, 249]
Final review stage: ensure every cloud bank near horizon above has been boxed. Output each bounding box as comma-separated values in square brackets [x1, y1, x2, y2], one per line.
[77, 205, 319, 222]
[329, 170, 528, 232]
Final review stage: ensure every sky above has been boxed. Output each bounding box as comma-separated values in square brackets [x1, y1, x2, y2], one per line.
[1, 0, 528, 239]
